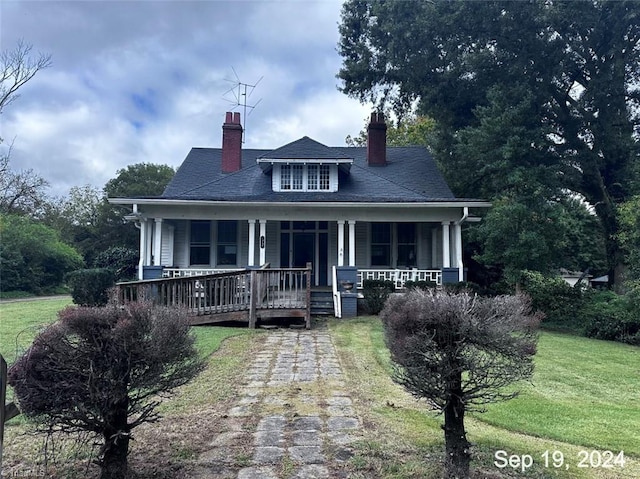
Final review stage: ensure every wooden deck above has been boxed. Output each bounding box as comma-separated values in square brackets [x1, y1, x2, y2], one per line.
[116, 263, 312, 329]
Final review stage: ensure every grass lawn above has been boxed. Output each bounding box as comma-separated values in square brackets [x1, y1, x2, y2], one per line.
[3, 300, 638, 479]
[0, 297, 74, 365]
[330, 316, 640, 479]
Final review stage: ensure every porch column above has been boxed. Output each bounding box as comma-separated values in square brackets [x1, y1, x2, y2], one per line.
[144, 220, 152, 266]
[348, 220, 356, 267]
[138, 219, 147, 280]
[248, 219, 256, 267]
[153, 218, 163, 266]
[442, 221, 451, 268]
[337, 220, 345, 266]
[259, 219, 267, 266]
[454, 222, 464, 282]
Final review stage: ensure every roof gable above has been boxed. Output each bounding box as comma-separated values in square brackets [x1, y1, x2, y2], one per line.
[258, 136, 351, 160]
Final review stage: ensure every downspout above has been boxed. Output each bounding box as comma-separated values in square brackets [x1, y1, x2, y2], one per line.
[455, 207, 469, 283]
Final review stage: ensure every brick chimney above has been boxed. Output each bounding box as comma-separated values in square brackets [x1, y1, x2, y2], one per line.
[367, 112, 387, 166]
[222, 111, 243, 173]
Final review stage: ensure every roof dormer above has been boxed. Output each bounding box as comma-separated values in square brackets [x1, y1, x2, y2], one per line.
[257, 137, 353, 193]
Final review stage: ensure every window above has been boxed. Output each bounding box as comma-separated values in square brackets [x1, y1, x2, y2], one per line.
[292, 165, 304, 190]
[319, 165, 330, 190]
[371, 223, 391, 266]
[217, 220, 238, 265]
[280, 165, 291, 190]
[190, 221, 210, 265]
[307, 165, 319, 190]
[276, 164, 335, 192]
[397, 223, 417, 267]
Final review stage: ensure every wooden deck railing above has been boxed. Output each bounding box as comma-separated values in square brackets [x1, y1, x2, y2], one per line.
[116, 263, 312, 328]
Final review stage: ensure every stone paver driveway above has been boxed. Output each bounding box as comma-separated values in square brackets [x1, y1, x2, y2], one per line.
[196, 328, 361, 479]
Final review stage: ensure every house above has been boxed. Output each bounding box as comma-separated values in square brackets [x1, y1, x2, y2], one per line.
[110, 112, 490, 291]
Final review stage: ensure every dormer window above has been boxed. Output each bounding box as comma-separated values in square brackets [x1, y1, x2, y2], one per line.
[275, 164, 336, 192]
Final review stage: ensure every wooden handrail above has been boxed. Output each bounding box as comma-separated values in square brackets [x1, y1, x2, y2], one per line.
[116, 264, 312, 328]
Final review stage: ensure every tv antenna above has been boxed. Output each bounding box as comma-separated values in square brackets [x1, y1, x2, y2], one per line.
[223, 67, 263, 143]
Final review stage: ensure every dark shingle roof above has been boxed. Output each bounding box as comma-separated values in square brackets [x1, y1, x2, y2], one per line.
[161, 138, 458, 202]
[259, 136, 351, 160]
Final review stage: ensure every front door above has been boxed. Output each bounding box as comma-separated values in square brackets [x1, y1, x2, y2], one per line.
[280, 222, 328, 286]
[293, 233, 315, 268]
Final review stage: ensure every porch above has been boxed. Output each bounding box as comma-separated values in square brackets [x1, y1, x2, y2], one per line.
[117, 264, 312, 328]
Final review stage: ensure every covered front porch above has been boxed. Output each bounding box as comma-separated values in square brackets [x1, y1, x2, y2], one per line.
[112, 199, 490, 294]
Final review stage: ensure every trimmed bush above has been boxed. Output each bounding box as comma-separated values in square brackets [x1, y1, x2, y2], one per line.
[362, 279, 394, 315]
[94, 246, 138, 281]
[520, 270, 585, 330]
[583, 290, 640, 345]
[66, 268, 115, 306]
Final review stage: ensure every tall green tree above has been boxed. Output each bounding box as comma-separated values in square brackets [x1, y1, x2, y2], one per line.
[338, 0, 640, 287]
[104, 163, 175, 198]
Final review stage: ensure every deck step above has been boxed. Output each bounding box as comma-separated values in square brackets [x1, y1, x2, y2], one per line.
[310, 290, 336, 316]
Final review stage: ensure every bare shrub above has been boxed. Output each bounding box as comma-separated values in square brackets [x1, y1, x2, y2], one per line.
[8, 303, 205, 479]
[381, 289, 541, 478]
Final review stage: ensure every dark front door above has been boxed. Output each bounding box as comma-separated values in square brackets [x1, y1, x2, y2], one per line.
[293, 233, 315, 268]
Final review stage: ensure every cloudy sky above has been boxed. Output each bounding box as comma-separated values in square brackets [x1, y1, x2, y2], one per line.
[1, 0, 372, 197]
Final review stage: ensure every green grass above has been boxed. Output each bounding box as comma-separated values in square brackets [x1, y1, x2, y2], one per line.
[480, 332, 640, 457]
[330, 316, 640, 479]
[0, 297, 73, 365]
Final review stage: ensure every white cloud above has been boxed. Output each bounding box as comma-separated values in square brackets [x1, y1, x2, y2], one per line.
[1, 0, 369, 197]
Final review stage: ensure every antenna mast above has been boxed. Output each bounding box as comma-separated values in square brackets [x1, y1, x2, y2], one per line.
[223, 67, 263, 143]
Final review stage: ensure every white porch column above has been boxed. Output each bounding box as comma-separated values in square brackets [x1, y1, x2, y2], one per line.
[337, 220, 345, 266]
[259, 219, 267, 266]
[454, 222, 464, 281]
[442, 221, 451, 268]
[153, 218, 163, 266]
[348, 220, 356, 267]
[138, 219, 147, 280]
[248, 219, 256, 267]
[144, 220, 152, 266]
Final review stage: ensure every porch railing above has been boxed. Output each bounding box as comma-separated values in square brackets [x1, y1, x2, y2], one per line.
[357, 268, 442, 289]
[162, 267, 244, 278]
[117, 264, 312, 328]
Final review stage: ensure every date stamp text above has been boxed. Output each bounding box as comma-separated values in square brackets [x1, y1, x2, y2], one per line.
[494, 449, 625, 473]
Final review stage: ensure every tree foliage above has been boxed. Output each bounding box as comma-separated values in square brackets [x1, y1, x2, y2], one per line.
[381, 289, 541, 478]
[617, 196, 640, 280]
[104, 163, 175, 198]
[473, 197, 607, 283]
[0, 214, 84, 294]
[8, 303, 205, 479]
[338, 0, 640, 287]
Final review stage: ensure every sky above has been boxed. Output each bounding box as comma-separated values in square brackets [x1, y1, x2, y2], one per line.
[0, 0, 373, 198]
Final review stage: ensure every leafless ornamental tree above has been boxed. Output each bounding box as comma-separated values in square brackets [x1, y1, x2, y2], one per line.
[0, 40, 51, 215]
[8, 303, 205, 479]
[381, 289, 541, 479]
